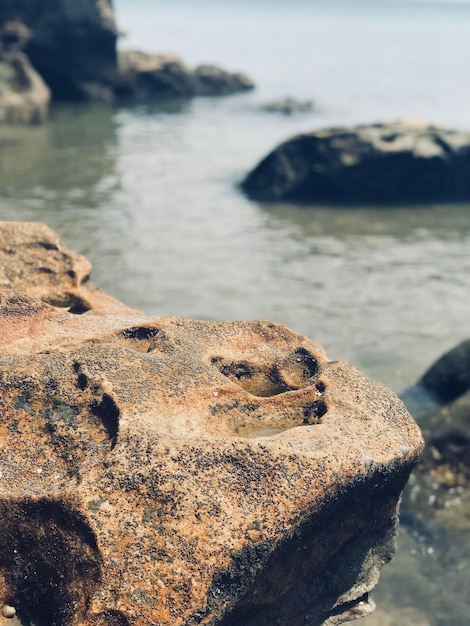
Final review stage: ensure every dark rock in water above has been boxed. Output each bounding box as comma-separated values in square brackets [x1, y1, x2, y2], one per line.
[115, 50, 196, 99]
[0, 22, 50, 124]
[261, 98, 313, 115]
[116, 50, 254, 100]
[420, 339, 470, 402]
[0, 0, 118, 101]
[0, 3, 254, 105]
[241, 119, 470, 203]
[193, 64, 254, 96]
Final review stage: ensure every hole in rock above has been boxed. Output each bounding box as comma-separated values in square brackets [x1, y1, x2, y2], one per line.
[120, 327, 161, 353]
[216, 360, 290, 397]
[291, 347, 319, 378]
[90, 394, 120, 447]
[303, 400, 328, 424]
[122, 327, 159, 341]
[42, 295, 91, 314]
[0, 499, 101, 626]
[93, 610, 130, 626]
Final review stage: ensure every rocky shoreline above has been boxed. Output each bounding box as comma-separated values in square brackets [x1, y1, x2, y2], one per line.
[0, 222, 424, 626]
[0, 0, 254, 124]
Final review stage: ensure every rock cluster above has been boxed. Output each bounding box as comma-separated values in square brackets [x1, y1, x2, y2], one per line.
[0, 0, 118, 102]
[241, 119, 470, 203]
[0, 0, 254, 124]
[116, 51, 254, 101]
[0, 222, 423, 626]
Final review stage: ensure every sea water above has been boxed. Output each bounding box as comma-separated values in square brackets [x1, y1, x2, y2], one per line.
[0, 1, 469, 623]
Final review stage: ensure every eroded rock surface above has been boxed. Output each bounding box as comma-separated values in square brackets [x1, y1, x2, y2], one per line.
[0, 221, 138, 316]
[0, 223, 423, 626]
[241, 119, 470, 203]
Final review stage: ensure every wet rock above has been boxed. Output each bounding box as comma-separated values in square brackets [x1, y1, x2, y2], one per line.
[0, 223, 423, 626]
[420, 339, 470, 403]
[385, 346, 470, 625]
[116, 50, 254, 100]
[0, 0, 118, 101]
[261, 98, 313, 115]
[192, 64, 254, 96]
[241, 119, 470, 203]
[0, 22, 50, 124]
[0, 221, 138, 316]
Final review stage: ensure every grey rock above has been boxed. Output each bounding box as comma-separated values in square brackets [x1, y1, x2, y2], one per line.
[193, 64, 254, 96]
[241, 119, 470, 203]
[0, 24, 50, 124]
[261, 98, 313, 115]
[420, 339, 470, 402]
[0, 0, 118, 101]
[115, 50, 254, 100]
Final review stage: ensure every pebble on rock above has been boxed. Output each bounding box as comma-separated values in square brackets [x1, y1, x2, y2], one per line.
[1, 605, 16, 618]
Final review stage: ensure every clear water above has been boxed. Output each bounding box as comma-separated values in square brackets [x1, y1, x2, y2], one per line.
[0, 1, 469, 623]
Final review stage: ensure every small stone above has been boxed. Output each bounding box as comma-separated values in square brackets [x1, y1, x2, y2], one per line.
[1, 605, 16, 618]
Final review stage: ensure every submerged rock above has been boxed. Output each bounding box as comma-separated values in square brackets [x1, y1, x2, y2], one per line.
[261, 98, 313, 115]
[241, 119, 470, 203]
[116, 50, 254, 100]
[0, 21, 50, 124]
[0, 222, 423, 626]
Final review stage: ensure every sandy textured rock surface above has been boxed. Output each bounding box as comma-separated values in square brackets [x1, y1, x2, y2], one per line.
[242, 119, 470, 203]
[0, 223, 423, 626]
[0, 222, 138, 316]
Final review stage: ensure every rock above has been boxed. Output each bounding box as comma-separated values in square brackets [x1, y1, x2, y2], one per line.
[115, 50, 196, 99]
[0, 221, 139, 316]
[241, 119, 470, 203]
[193, 64, 254, 96]
[420, 339, 470, 402]
[261, 98, 313, 115]
[115, 51, 255, 100]
[0, 222, 423, 626]
[0, 22, 50, 124]
[0, 0, 118, 101]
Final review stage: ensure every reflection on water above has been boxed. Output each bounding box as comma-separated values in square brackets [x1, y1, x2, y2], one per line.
[1, 101, 469, 397]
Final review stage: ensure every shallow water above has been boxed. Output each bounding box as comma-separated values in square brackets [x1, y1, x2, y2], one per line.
[1, 0, 469, 623]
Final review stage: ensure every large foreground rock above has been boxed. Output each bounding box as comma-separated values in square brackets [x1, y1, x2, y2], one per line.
[116, 50, 254, 100]
[0, 0, 118, 100]
[0, 21, 50, 124]
[242, 120, 470, 203]
[0, 223, 423, 626]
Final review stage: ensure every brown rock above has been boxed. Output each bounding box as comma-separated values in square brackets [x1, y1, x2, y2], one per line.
[0, 224, 423, 626]
[0, 222, 138, 315]
[0, 22, 50, 124]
